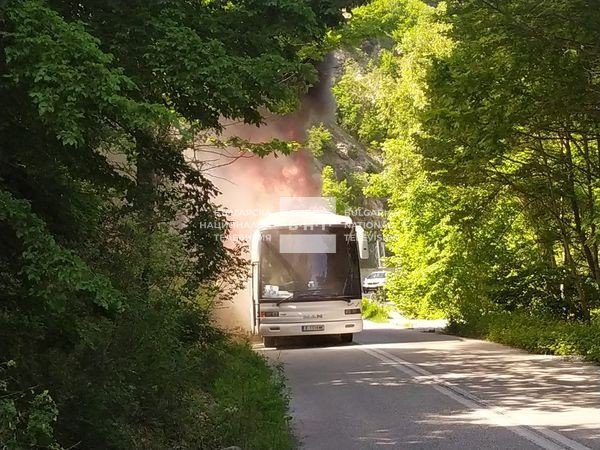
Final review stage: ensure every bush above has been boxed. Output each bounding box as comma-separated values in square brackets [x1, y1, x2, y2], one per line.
[447, 312, 600, 364]
[0, 362, 62, 450]
[306, 123, 333, 157]
[362, 296, 390, 322]
[321, 166, 353, 214]
[331, 61, 388, 145]
[208, 343, 294, 450]
[1, 315, 293, 450]
[0, 193, 290, 449]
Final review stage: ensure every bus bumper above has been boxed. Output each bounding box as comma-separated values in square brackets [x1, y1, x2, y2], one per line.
[259, 319, 363, 337]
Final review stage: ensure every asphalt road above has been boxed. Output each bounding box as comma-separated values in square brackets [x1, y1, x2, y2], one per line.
[261, 323, 600, 450]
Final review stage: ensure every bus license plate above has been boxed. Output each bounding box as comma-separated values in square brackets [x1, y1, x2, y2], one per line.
[302, 325, 324, 332]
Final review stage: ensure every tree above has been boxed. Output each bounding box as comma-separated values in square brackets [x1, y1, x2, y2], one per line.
[422, 0, 600, 320]
[0, 0, 357, 447]
[335, 0, 600, 323]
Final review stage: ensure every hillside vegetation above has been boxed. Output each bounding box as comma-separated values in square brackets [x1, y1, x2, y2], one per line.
[332, 0, 600, 355]
[4, 0, 600, 446]
[0, 1, 356, 448]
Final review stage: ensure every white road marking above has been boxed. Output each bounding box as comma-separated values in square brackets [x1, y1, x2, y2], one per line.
[360, 345, 592, 450]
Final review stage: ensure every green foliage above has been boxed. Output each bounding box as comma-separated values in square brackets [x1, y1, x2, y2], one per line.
[321, 166, 352, 214]
[332, 61, 389, 146]
[333, 0, 452, 149]
[448, 313, 600, 364]
[1, 361, 62, 450]
[321, 165, 370, 215]
[0, 189, 123, 314]
[340, 0, 420, 44]
[219, 137, 300, 158]
[0, 0, 355, 447]
[362, 296, 390, 322]
[337, 0, 457, 319]
[418, 0, 600, 321]
[337, 0, 600, 335]
[208, 343, 294, 450]
[306, 123, 333, 157]
[5, 0, 140, 147]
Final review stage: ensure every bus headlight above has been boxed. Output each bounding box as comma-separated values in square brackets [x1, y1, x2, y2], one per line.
[260, 311, 279, 318]
[344, 308, 361, 315]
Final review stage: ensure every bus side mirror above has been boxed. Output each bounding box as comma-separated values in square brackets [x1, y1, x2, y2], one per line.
[355, 225, 369, 260]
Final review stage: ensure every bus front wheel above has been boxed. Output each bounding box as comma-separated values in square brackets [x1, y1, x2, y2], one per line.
[341, 333, 353, 343]
[263, 336, 277, 348]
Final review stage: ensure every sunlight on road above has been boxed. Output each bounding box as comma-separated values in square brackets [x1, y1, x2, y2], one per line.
[267, 328, 600, 450]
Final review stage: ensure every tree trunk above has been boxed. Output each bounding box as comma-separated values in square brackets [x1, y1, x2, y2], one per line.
[134, 131, 157, 231]
[562, 135, 592, 321]
[134, 130, 157, 294]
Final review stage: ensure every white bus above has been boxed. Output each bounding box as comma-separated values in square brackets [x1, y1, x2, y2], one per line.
[250, 210, 369, 347]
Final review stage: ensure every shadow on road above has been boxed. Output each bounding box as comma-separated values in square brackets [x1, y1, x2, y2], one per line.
[363, 328, 600, 416]
[265, 334, 356, 349]
[266, 327, 600, 448]
[263, 328, 464, 351]
[350, 328, 600, 446]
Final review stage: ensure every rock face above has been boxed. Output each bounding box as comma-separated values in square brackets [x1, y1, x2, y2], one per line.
[316, 117, 381, 176]
[314, 118, 386, 271]
[335, 141, 352, 160]
[306, 50, 387, 271]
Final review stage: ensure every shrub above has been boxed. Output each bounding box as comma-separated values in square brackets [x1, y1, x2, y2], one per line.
[306, 123, 333, 157]
[448, 312, 600, 364]
[0, 194, 290, 449]
[322, 166, 353, 214]
[0, 362, 62, 450]
[208, 343, 294, 450]
[362, 296, 390, 322]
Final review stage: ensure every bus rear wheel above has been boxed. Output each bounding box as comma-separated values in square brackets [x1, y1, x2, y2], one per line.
[263, 336, 277, 348]
[341, 333, 353, 344]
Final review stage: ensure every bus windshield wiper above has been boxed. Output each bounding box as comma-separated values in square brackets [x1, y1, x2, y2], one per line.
[276, 294, 294, 306]
[274, 290, 331, 306]
[327, 294, 356, 304]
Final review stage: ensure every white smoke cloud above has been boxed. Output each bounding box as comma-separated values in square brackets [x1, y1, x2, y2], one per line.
[188, 57, 337, 332]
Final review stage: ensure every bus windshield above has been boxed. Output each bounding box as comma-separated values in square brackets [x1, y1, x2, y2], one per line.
[259, 225, 362, 301]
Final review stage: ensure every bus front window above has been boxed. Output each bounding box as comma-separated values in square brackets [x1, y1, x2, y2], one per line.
[259, 226, 361, 301]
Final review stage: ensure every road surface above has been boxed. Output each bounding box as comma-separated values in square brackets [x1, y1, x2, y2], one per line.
[262, 323, 600, 450]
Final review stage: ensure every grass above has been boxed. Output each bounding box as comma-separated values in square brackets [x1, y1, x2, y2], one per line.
[208, 342, 294, 450]
[447, 312, 600, 364]
[362, 297, 390, 323]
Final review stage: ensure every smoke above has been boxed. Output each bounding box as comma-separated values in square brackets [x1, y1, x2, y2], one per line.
[205, 55, 338, 242]
[214, 122, 319, 214]
[194, 56, 337, 332]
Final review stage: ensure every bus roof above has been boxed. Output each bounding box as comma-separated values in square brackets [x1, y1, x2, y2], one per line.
[258, 210, 353, 229]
